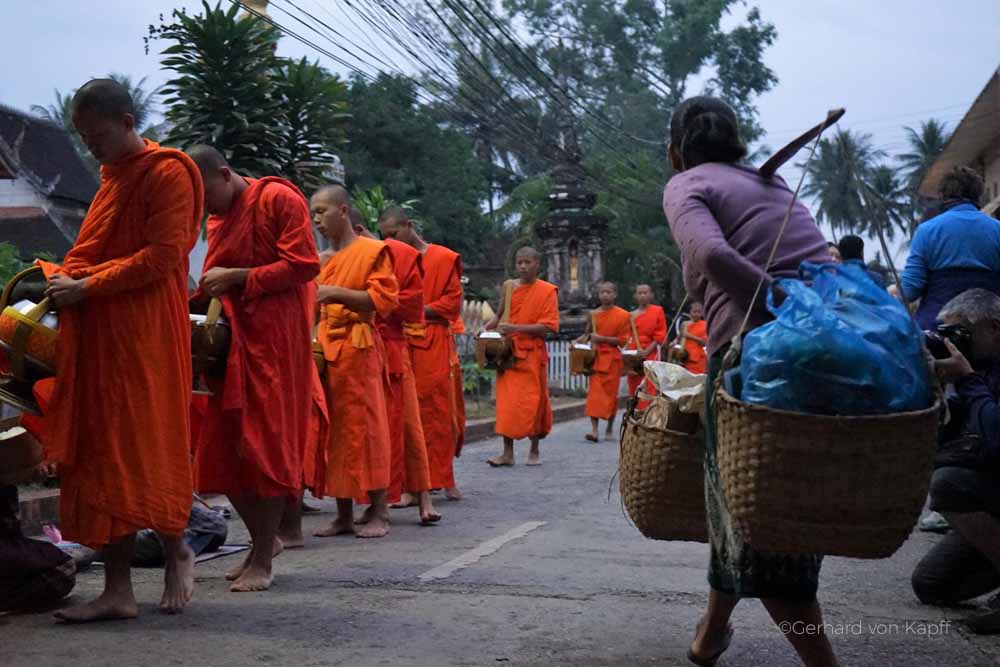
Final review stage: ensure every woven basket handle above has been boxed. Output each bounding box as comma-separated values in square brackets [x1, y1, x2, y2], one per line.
[1, 266, 43, 312]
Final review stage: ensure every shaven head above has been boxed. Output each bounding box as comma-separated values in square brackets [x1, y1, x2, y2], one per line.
[71, 78, 141, 165]
[597, 281, 617, 307]
[515, 246, 542, 282]
[186, 144, 241, 216]
[378, 206, 420, 247]
[689, 301, 705, 321]
[635, 283, 654, 307]
[310, 184, 353, 247]
[350, 207, 375, 239]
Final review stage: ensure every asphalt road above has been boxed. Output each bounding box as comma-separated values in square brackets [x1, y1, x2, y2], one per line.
[4, 417, 999, 666]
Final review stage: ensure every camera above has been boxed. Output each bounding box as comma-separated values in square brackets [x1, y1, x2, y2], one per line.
[924, 323, 973, 360]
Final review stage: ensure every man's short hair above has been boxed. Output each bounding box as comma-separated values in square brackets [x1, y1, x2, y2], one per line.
[71, 78, 135, 118]
[838, 235, 865, 262]
[940, 289, 1000, 325]
[940, 166, 985, 204]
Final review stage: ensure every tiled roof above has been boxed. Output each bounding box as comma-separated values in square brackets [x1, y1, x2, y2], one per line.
[0, 105, 98, 206]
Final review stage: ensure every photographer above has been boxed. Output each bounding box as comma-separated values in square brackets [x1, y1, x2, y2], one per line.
[912, 288, 1000, 633]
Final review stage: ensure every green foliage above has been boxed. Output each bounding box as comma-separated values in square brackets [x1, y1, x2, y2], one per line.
[275, 57, 350, 192]
[352, 185, 418, 231]
[461, 360, 495, 393]
[151, 1, 287, 177]
[340, 74, 494, 262]
[0, 244, 54, 287]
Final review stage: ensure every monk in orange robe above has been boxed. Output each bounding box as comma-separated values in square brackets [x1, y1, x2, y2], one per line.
[450, 317, 467, 459]
[626, 284, 668, 399]
[582, 282, 631, 442]
[682, 301, 709, 375]
[310, 186, 398, 538]
[37, 79, 203, 622]
[378, 208, 465, 501]
[186, 146, 323, 592]
[348, 209, 440, 525]
[485, 247, 559, 466]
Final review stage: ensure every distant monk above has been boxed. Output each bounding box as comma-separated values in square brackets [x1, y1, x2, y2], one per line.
[450, 317, 468, 461]
[485, 247, 559, 466]
[186, 145, 322, 592]
[681, 301, 708, 375]
[349, 209, 440, 525]
[37, 78, 203, 622]
[626, 284, 667, 399]
[379, 208, 465, 501]
[310, 186, 398, 538]
[581, 282, 630, 442]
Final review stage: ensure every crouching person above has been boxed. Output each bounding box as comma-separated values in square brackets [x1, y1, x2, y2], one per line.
[0, 424, 76, 612]
[912, 289, 1000, 633]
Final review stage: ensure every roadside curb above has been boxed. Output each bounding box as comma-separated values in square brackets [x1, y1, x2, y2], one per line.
[19, 398, 624, 531]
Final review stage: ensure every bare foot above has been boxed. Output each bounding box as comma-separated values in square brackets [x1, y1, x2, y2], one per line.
[356, 515, 389, 538]
[226, 538, 283, 580]
[390, 493, 418, 509]
[419, 493, 442, 525]
[276, 530, 305, 550]
[445, 487, 462, 502]
[160, 542, 195, 614]
[230, 564, 273, 592]
[689, 618, 734, 665]
[54, 591, 139, 624]
[301, 499, 321, 514]
[313, 516, 355, 537]
[487, 455, 514, 467]
[526, 453, 542, 466]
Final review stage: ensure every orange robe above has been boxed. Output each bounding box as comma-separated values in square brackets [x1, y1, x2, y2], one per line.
[626, 305, 668, 397]
[683, 319, 708, 375]
[194, 178, 324, 499]
[376, 238, 432, 504]
[585, 306, 630, 420]
[495, 280, 559, 439]
[450, 317, 467, 458]
[406, 244, 463, 489]
[317, 237, 398, 499]
[36, 141, 203, 548]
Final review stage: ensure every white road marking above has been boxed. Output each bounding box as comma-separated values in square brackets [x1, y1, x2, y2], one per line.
[418, 520, 547, 582]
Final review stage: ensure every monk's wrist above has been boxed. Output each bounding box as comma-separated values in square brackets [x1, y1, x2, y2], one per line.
[230, 268, 251, 288]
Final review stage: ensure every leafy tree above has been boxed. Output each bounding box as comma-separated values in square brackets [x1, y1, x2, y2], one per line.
[863, 165, 910, 242]
[150, 1, 287, 177]
[275, 57, 350, 192]
[340, 74, 492, 263]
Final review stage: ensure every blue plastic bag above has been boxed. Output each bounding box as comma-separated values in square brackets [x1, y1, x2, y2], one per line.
[740, 262, 932, 415]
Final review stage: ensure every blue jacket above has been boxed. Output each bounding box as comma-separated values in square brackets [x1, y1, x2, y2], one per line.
[901, 203, 1000, 329]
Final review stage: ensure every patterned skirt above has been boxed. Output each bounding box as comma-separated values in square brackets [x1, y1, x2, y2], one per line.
[704, 348, 823, 602]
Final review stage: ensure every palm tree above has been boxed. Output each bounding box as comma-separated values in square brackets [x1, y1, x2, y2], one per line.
[801, 129, 885, 236]
[30, 89, 74, 131]
[863, 165, 909, 242]
[898, 119, 951, 192]
[107, 73, 160, 131]
[898, 118, 951, 226]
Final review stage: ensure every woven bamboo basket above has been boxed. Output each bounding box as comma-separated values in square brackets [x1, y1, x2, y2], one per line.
[714, 388, 940, 558]
[619, 395, 708, 543]
[0, 266, 58, 379]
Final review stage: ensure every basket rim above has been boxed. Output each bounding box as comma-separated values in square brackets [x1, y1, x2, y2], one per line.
[624, 413, 702, 438]
[716, 388, 941, 423]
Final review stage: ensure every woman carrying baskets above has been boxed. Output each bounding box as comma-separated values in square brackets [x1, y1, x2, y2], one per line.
[663, 97, 837, 666]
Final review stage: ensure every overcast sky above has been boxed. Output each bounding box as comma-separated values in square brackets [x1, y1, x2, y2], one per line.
[3, 0, 998, 265]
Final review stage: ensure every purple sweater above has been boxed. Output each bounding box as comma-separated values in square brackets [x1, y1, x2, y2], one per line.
[663, 163, 830, 355]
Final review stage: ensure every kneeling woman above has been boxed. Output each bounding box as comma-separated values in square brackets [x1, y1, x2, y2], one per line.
[663, 97, 838, 667]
